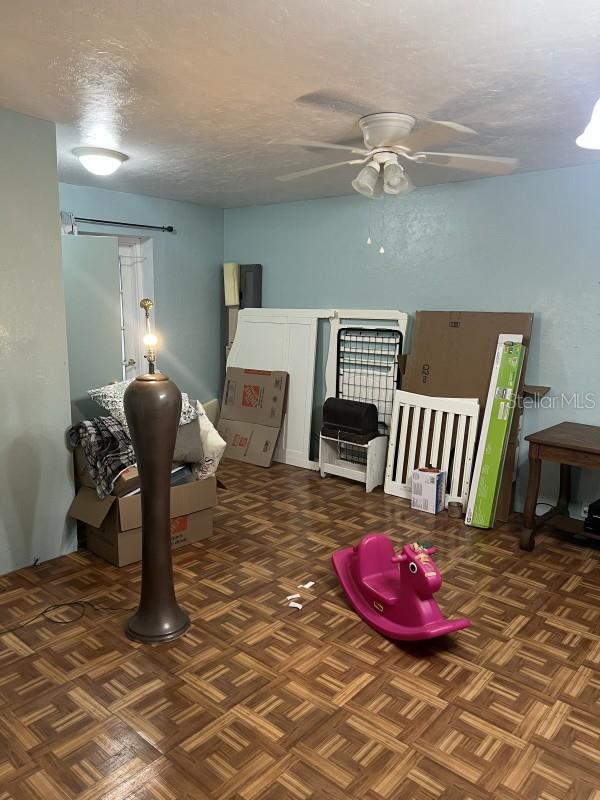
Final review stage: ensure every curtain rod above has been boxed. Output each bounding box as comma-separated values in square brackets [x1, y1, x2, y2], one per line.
[74, 216, 175, 233]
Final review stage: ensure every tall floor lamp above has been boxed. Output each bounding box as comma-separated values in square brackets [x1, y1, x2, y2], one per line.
[124, 299, 190, 643]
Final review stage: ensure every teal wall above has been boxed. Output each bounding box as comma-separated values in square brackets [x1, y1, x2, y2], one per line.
[0, 109, 75, 574]
[56, 164, 600, 515]
[59, 183, 224, 403]
[224, 165, 600, 513]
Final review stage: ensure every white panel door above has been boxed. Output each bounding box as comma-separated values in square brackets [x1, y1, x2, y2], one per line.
[228, 310, 326, 469]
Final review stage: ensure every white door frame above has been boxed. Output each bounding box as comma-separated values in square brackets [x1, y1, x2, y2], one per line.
[119, 237, 155, 378]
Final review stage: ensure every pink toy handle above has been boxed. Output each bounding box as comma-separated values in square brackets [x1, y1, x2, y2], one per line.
[391, 546, 437, 563]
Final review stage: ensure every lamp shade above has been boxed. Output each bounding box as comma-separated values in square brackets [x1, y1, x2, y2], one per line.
[576, 100, 600, 149]
[352, 162, 380, 197]
[383, 161, 414, 196]
[73, 147, 128, 175]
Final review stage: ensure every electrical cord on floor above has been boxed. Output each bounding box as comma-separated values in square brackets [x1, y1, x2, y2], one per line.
[0, 600, 138, 637]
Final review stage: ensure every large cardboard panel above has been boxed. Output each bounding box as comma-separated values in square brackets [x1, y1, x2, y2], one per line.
[221, 368, 287, 427]
[403, 311, 533, 410]
[218, 419, 280, 467]
[69, 477, 217, 531]
[85, 508, 213, 567]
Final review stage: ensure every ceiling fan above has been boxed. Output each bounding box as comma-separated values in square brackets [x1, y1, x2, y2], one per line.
[276, 108, 518, 198]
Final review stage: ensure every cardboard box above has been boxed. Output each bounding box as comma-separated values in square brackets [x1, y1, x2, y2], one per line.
[84, 509, 213, 568]
[411, 468, 446, 515]
[403, 311, 533, 524]
[218, 368, 288, 467]
[218, 419, 281, 468]
[403, 311, 533, 410]
[466, 341, 525, 528]
[68, 476, 216, 567]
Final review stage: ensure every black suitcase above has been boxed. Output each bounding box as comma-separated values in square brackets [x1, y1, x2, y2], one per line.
[321, 397, 379, 444]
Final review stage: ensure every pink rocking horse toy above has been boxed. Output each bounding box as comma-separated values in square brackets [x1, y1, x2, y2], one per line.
[332, 534, 470, 641]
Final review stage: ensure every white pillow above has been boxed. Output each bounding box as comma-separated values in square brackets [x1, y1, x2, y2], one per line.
[193, 400, 226, 479]
[173, 417, 204, 463]
[88, 379, 198, 431]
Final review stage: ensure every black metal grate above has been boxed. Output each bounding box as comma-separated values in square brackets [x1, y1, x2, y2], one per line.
[335, 327, 402, 465]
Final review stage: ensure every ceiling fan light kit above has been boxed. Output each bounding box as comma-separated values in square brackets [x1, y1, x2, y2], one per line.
[278, 105, 518, 198]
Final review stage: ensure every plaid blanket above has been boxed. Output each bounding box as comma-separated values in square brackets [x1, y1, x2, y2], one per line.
[68, 417, 135, 499]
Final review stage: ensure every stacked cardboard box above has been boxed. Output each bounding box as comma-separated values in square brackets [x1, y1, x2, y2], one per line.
[218, 367, 288, 467]
[69, 454, 216, 567]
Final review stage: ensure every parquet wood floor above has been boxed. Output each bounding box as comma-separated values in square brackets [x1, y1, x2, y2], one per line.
[1, 459, 600, 799]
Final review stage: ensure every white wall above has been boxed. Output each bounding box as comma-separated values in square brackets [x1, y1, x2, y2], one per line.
[0, 108, 75, 573]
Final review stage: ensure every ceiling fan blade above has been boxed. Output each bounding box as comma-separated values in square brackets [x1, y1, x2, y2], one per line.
[284, 138, 369, 155]
[275, 159, 365, 182]
[402, 120, 478, 152]
[415, 151, 518, 175]
[295, 90, 373, 117]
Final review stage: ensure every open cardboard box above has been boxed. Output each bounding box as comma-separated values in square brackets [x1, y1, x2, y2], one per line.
[68, 476, 217, 567]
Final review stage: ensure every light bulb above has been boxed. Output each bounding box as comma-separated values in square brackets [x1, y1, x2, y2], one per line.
[72, 147, 128, 176]
[352, 162, 380, 197]
[367, 236, 372, 245]
[143, 332, 158, 347]
[576, 99, 600, 149]
[379, 245, 385, 254]
[383, 161, 415, 196]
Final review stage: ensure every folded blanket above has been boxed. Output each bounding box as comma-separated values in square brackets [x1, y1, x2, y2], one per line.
[68, 417, 135, 499]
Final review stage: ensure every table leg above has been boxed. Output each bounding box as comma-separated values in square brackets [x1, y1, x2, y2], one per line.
[558, 464, 572, 514]
[521, 449, 542, 551]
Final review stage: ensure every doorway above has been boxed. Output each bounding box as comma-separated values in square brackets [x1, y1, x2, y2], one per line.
[118, 237, 155, 379]
[62, 233, 155, 422]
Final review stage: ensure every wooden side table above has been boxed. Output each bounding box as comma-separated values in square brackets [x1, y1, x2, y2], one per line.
[521, 422, 600, 550]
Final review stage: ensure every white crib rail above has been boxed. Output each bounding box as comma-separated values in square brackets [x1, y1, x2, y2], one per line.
[384, 391, 480, 509]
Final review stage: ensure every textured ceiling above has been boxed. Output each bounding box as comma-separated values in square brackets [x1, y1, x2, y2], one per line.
[2, 0, 600, 207]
